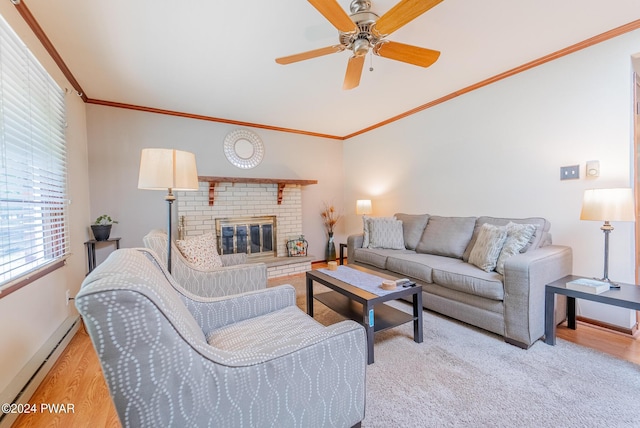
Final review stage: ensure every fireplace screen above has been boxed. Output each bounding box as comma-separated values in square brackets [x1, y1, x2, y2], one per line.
[215, 216, 276, 258]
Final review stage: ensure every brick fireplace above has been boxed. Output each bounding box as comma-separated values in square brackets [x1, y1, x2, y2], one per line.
[176, 180, 314, 277]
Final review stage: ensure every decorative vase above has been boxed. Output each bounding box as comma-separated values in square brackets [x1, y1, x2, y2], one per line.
[91, 224, 112, 241]
[325, 232, 336, 262]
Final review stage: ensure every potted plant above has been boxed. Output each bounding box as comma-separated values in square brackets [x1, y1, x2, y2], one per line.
[91, 215, 118, 241]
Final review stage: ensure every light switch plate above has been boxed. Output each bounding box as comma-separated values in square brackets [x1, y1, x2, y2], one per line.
[560, 165, 579, 180]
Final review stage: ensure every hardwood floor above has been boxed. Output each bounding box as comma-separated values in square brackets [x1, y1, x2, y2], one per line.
[11, 324, 120, 428]
[10, 273, 640, 427]
[556, 320, 640, 365]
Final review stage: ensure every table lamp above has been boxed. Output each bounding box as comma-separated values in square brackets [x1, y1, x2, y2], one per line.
[579, 187, 635, 288]
[138, 148, 199, 272]
[356, 199, 372, 216]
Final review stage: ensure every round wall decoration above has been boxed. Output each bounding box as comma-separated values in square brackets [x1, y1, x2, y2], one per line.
[223, 129, 264, 169]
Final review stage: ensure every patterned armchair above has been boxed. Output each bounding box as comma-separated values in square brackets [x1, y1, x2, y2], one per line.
[76, 248, 366, 428]
[143, 229, 267, 297]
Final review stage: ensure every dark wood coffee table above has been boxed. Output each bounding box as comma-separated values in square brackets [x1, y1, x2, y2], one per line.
[306, 265, 423, 364]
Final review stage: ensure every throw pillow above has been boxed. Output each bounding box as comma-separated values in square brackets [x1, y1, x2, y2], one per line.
[368, 219, 405, 250]
[362, 215, 371, 248]
[495, 222, 536, 275]
[362, 216, 396, 248]
[468, 224, 507, 272]
[462, 217, 546, 261]
[175, 232, 223, 270]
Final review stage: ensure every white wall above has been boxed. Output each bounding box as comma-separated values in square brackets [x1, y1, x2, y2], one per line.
[0, 6, 90, 399]
[344, 30, 640, 329]
[85, 105, 346, 263]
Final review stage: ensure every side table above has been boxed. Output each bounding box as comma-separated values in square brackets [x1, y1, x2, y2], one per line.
[544, 274, 640, 345]
[85, 238, 121, 275]
[339, 243, 347, 265]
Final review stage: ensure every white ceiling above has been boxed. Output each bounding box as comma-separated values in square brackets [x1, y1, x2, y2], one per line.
[23, 0, 640, 137]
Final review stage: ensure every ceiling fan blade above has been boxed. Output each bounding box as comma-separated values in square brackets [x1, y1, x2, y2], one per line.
[375, 41, 440, 67]
[373, 0, 443, 37]
[343, 55, 365, 90]
[308, 0, 358, 33]
[276, 45, 345, 65]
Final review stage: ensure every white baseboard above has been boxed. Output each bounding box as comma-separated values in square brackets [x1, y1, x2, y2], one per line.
[0, 316, 80, 428]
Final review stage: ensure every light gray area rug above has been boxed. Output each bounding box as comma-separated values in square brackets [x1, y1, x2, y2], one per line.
[269, 274, 640, 428]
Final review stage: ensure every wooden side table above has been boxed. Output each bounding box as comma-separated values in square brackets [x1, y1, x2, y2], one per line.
[84, 238, 121, 274]
[544, 275, 640, 345]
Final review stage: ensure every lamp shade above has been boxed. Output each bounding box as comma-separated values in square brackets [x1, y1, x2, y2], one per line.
[580, 188, 635, 222]
[356, 199, 372, 215]
[138, 148, 199, 191]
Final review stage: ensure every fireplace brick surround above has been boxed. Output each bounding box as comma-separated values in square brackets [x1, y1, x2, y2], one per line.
[177, 181, 313, 278]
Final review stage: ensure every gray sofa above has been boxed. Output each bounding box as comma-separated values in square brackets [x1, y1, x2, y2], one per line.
[348, 214, 572, 348]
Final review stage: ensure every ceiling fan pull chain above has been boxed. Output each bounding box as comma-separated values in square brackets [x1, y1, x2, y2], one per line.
[369, 52, 374, 72]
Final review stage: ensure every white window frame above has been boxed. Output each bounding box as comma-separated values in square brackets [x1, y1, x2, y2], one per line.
[0, 13, 69, 297]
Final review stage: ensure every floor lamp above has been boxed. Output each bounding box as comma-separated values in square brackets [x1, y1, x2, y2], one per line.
[580, 188, 635, 288]
[138, 148, 199, 273]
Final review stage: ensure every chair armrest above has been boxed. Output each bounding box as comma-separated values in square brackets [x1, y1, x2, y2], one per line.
[347, 234, 364, 264]
[180, 284, 297, 334]
[503, 245, 573, 347]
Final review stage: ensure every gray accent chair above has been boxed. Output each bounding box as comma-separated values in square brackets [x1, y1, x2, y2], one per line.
[143, 229, 268, 297]
[76, 248, 366, 428]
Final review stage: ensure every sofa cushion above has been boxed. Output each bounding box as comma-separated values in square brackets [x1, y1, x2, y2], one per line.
[468, 223, 507, 272]
[368, 218, 405, 249]
[354, 247, 414, 269]
[495, 222, 537, 275]
[207, 306, 325, 353]
[394, 213, 429, 250]
[416, 216, 476, 259]
[386, 253, 463, 284]
[462, 216, 551, 261]
[431, 262, 504, 301]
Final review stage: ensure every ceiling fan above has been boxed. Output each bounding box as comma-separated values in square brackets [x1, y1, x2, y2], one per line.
[276, 0, 443, 90]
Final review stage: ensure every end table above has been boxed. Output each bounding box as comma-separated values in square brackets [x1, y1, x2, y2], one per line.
[544, 275, 640, 345]
[339, 243, 347, 265]
[84, 238, 121, 274]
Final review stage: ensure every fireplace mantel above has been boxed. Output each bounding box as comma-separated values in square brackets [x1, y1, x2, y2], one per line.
[198, 176, 318, 206]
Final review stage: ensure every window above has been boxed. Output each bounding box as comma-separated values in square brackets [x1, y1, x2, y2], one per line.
[0, 14, 68, 293]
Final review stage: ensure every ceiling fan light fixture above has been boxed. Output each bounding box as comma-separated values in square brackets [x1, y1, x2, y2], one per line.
[353, 38, 370, 57]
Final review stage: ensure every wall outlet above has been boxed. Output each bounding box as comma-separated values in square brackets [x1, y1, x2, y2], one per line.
[560, 165, 579, 180]
[65, 289, 71, 306]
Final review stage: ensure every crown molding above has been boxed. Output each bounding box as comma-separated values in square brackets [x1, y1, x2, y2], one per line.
[12, 1, 640, 140]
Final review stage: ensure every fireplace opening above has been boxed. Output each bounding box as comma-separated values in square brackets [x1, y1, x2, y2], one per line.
[215, 216, 276, 259]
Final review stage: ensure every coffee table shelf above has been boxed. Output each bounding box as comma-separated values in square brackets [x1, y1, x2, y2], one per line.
[314, 291, 416, 333]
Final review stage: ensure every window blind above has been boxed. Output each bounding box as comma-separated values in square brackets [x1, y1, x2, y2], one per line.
[0, 15, 69, 290]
